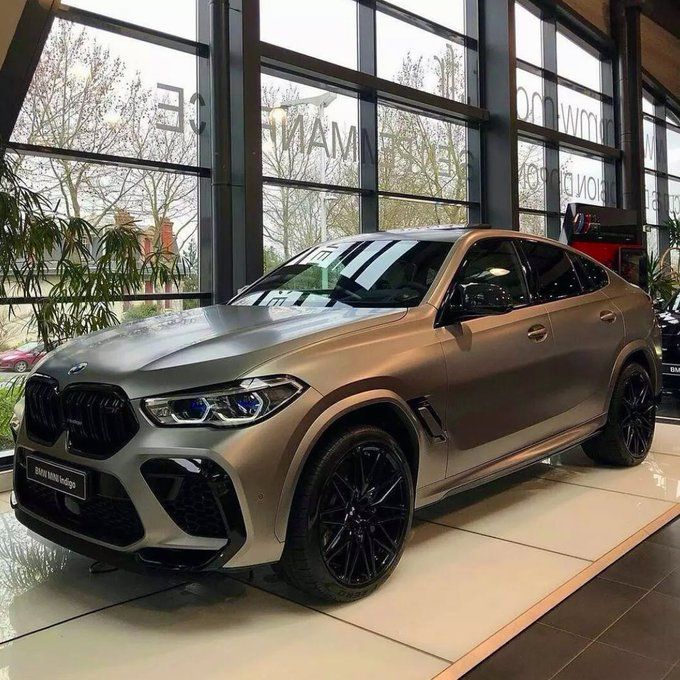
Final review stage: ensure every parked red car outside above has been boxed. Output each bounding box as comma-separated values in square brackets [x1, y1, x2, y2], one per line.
[0, 342, 46, 373]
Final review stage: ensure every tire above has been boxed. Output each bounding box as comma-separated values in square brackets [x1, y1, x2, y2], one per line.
[13, 360, 29, 373]
[583, 363, 656, 467]
[279, 425, 414, 602]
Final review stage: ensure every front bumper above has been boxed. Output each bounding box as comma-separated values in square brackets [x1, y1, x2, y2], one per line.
[13, 384, 324, 572]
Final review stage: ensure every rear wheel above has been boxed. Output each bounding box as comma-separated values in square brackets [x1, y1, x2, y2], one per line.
[279, 425, 413, 602]
[583, 363, 656, 466]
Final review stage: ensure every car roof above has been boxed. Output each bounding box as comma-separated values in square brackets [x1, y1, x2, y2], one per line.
[338, 226, 567, 247]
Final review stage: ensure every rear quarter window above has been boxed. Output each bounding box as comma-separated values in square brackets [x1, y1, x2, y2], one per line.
[570, 254, 610, 293]
[520, 240, 582, 302]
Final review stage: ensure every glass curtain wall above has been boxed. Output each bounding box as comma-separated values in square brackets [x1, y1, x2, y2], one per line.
[643, 87, 680, 272]
[514, 1, 618, 239]
[6, 0, 211, 333]
[259, 0, 482, 270]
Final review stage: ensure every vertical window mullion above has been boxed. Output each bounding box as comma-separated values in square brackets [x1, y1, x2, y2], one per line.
[358, 0, 378, 232]
[465, 0, 480, 222]
[656, 101, 671, 256]
[542, 12, 560, 239]
[197, 0, 213, 302]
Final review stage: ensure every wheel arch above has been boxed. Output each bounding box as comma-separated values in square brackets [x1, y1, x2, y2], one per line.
[607, 341, 661, 409]
[274, 390, 423, 543]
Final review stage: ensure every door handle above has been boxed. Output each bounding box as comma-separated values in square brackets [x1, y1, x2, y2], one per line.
[600, 310, 617, 324]
[527, 324, 548, 342]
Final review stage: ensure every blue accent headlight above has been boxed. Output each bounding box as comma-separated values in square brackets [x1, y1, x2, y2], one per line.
[142, 376, 305, 428]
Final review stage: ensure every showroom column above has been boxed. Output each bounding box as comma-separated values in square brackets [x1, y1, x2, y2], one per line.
[210, 0, 233, 303]
[0, 0, 55, 142]
[210, 0, 263, 303]
[611, 0, 646, 236]
[228, 0, 263, 293]
[478, 0, 519, 230]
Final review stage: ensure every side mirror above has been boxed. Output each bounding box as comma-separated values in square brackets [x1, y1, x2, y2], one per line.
[442, 282, 514, 323]
[652, 298, 666, 312]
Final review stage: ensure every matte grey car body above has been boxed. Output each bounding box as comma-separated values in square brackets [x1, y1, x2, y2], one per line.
[11, 228, 662, 599]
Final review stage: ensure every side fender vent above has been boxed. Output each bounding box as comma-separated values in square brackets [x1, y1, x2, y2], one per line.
[409, 398, 446, 443]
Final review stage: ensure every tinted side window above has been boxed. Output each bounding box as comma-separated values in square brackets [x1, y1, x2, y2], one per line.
[571, 254, 609, 293]
[521, 241, 581, 302]
[456, 239, 529, 306]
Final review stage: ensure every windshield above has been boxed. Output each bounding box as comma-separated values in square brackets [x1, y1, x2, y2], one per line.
[232, 239, 454, 309]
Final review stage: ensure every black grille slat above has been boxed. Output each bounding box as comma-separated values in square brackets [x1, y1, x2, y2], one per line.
[25, 377, 63, 445]
[25, 377, 139, 458]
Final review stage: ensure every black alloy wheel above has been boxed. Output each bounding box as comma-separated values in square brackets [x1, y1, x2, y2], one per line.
[280, 425, 414, 602]
[619, 372, 656, 457]
[583, 362, 656, 467]
[317, 442, 410, 588]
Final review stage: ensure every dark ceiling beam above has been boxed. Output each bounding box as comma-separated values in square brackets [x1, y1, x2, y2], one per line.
[642, 0, 680, 42]
[0, 0, 56, 143]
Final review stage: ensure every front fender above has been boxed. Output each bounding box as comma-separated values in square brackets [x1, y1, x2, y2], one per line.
[273, 389, 425, 542]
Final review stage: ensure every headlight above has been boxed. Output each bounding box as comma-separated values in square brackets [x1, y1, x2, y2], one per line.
[142, 376, 305, 428]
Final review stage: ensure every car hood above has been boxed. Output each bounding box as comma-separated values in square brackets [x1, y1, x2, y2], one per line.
[37, 304, 406, 398]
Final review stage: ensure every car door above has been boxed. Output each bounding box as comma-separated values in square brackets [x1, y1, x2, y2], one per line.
[437, 237, 558, 478]
[518, 240, 625, 430]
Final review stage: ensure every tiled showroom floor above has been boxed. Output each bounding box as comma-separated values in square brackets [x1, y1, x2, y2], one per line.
[0, 422, 678, 679]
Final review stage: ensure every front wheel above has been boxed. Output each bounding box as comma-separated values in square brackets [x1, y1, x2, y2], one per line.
[279, 425, 414, 602]
[583, 363, 656, 466]
[13, 360, 29, 373]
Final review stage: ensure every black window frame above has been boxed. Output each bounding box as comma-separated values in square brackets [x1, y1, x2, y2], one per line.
[518, 238, 584, 303]
[568, 251, 610, 294]
[514, 0, 619, 241]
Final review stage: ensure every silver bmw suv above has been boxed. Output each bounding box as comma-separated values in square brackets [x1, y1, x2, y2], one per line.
[11, 228, 662, 602]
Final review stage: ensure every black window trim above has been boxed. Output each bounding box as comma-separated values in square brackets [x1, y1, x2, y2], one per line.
[518, 237, 585, 303]
[567, 251, 611, 294]
[436, 236, 534, 326]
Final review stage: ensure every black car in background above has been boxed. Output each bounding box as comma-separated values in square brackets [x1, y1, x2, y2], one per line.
[658, 290, 680, 397]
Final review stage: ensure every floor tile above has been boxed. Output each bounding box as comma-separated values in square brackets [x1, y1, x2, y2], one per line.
[599, 591, 680, 664]
[0, 513, 181, 643]
[553, 642, 671, 680]
[462, 623, 588, 680]
[0, 493, 10, 507]
[651, 424, 680, 457]
[599, 541, 680, 589]
[0, 579, 448, 680]
[541, 449, 680, 502]
[648, 519, 680, 550]
[254, 521, 588, 663]
[0, 502, 10, 516]
[654, 569, 680, 599]
[540, 577, 645, 639]
[418, 475, 673, 561]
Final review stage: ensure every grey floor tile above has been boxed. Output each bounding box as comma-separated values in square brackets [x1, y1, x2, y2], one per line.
[648, 520, 680, 550]
[654, 569, 680, 599]
[599, 542, 680, 589]
[462, 623, 588, 680]
[599, 591, 680, 664]
[541, 577, 645, 639]
[553, 642, 671, 680]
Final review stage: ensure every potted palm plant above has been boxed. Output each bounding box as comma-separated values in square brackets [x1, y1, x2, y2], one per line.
[0, 146, 183, 447]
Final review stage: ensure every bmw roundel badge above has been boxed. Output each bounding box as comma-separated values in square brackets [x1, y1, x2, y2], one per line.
[68, 362, 88, 375]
